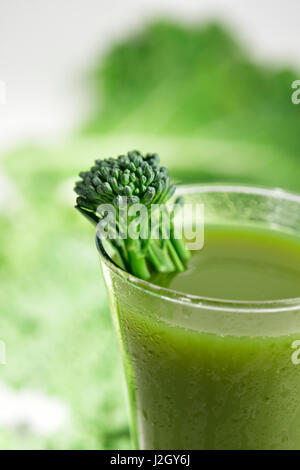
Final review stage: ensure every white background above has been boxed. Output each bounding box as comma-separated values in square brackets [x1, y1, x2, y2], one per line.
[1, 0, 300, 152]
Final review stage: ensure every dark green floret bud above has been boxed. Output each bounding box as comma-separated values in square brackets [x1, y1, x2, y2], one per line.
[121, 172, 130, 185]
[128, 195, 140, 205]
[143, 186, 156, 205]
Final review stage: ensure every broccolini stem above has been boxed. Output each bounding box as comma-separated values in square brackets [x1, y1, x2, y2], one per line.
[127, 239, 151, 280]
[147, 241, 175, 273]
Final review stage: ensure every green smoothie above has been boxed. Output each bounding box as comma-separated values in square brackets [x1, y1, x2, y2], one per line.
[111, 226, 300, 449]
[152, 226, 300, 301]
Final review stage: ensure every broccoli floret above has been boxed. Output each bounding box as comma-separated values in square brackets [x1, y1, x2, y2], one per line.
[74, 150, 190, 280]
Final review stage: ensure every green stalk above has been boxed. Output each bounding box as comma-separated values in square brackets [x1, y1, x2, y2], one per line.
[126, 239, 151, 280]
[165, 239, 185, 272]
[170, 234, 191, 262]
[147, 240, 175, 273]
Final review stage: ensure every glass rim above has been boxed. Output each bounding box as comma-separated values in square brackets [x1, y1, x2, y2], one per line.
[96, 183, 300, 314]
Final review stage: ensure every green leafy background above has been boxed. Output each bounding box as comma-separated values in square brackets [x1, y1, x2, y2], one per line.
[0, 21, 299, 449]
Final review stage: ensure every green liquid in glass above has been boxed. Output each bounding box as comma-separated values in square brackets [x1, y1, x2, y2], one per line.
[116, 226, 300, 449]
[152, 226, 300, 301]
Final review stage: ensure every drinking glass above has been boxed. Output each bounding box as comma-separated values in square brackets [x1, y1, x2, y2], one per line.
[96, 184, 300, 450]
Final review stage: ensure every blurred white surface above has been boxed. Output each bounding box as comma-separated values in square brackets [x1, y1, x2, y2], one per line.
[0, 382, 70, 436]
[0, 0, 299, 152]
